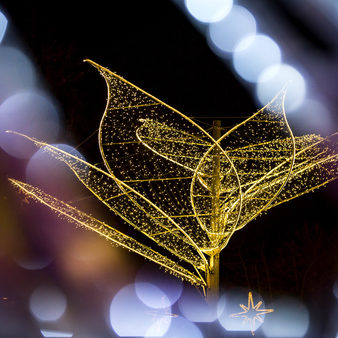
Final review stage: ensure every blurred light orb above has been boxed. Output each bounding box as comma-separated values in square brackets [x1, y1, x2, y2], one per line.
[256, 64, 306, 112]
[109, 284, 171, 337]
[0, 46, 36, 103]
[26, 144, 85, 195]
[262, 297, 309, 337]
[40, 330, 73, 337]
[162, 316, 203, 338]
[208, 5, 256, 54]
[136, 265, 183, 306]
[0, 90, 60, 159]
[218, 289, 265, 333]
[185, 0, 233, 23]
[135, 282, 171, 309]
[0, 11, 8, 43]
[29, 286, 67, 322]
[292, 99, 332, 134]
[178, 286, 218, 322]
[233, 34, 281, 83]
[15, 255, 53, 271]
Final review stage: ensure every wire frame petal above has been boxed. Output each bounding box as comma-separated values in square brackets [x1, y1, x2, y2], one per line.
[9, 178, 205, 286]
[7, 131, 207, 269]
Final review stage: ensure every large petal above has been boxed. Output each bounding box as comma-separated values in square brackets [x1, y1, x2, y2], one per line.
[7, 131, 207, 270]
[190, 89, 296, 251]
[267, 133, 338, 208]
[85, 60, 242, 252]
[9, 178, 205, 286]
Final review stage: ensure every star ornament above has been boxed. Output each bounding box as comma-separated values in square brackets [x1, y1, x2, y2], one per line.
[231, 291, 274, 335]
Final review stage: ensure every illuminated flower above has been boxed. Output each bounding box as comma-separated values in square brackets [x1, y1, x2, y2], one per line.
[9, 60, 338, 297]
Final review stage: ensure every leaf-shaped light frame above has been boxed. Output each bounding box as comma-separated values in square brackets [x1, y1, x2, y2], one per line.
[8, 60, 338, 298]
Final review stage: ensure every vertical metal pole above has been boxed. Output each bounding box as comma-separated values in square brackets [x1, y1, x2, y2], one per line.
[206, 120, 221, 302]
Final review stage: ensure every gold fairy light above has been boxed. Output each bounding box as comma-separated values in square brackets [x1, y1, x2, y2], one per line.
[230, 291, 274, 335]
[8, 60, 338, 300]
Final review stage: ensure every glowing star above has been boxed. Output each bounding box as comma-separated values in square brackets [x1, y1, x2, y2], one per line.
[8, 60, 338, 300]
[231, 291, 274, 335]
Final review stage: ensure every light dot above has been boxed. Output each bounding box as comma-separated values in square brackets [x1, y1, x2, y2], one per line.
[261, 297, 309, 337]
[109, 284, 171, 337]
[185, 0, 233, 23]
[256, 64, 306, 112]
[0, 11, 8, 43]
[29, 286, 67, 322]
[208, 5, 256, 54]
[0, 90, 60, 159]
[0, 46, 36, 103]
[233, 34, 281, 83]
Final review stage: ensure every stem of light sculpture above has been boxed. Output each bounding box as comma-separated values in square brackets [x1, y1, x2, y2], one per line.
[206, 120, 222, 301]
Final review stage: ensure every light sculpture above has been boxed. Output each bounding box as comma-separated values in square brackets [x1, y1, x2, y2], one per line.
[8, 60, 338, 300]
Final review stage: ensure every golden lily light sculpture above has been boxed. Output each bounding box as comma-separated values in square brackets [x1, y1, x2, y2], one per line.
[8, 60, 338, 300]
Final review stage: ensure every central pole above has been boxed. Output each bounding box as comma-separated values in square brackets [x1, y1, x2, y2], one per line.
[206, 120, 222, 302]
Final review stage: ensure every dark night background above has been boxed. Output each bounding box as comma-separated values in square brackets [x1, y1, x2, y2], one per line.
[0, 1, 337, 337]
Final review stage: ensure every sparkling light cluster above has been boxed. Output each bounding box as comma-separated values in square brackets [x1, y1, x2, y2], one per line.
[9, 60, 338, 292]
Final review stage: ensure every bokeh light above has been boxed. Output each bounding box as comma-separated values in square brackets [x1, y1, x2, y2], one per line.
[135, 264, 183, 307]
[109, 283, 171, 337]
[178, 285, 218, 322]
[0, 46, 36, 103]
[26, 144, 85, 196]
[0, 10, 8, 43]
[162, 316, 204, 338]
[15, 254, 53, 271]
[256, 63, 306, 112]
[40, 330, 73, 338]
[135, 282, 171, 309]
[29, 286, 67, 322]
[233, 34, 281, 83]
[217, 288, 266, 333]
[262, 297, 309, 337]
[208, 5, 256, 54]
[291, 98, 333, 134]
[185, 0, 233, 23]
[0, 90, 60, 159]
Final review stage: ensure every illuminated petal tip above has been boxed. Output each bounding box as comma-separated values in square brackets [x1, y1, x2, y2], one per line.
[83, 59, 110, 73]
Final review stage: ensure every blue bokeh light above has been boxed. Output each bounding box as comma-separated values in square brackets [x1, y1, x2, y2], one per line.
[0, 46, 36, 104]
[185, 0, 233, 23]
[178, 286, 218, 322]
[0, 89, 60, 158]
[208, 5, 256, 54]
[256, 63, 306, 112]
[233, 34, 281, 83]
[109, 283, 171, 337]
[135, 264, 183, 307]
[0, 10, 8, 43]
[261, 296, 309, 337]
[29, 286, 67, 322]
